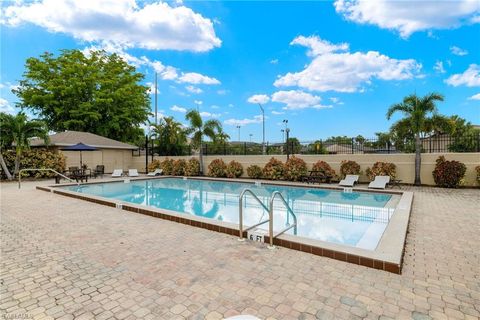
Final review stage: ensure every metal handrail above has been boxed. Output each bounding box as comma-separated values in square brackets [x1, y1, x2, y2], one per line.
[18, 168, 79, 189]
[238, 188, 270, 243]
[269, 191, 298, 244]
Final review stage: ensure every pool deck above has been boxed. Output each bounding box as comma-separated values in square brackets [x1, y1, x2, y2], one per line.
[1, 179, 479, 319]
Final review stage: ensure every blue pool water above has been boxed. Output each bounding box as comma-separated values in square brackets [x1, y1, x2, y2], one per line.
[61, 178, 396, 250]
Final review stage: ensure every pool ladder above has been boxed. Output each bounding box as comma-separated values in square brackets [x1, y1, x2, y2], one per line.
[238, 188, 298, 248]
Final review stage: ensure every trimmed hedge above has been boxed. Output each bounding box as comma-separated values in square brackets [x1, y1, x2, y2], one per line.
[263, 157, 284, 180]
[284, 156, 307, 181]
[312, 160, 336, 177]
[432, 156, 466, 188]
[226, 160, 243, 178]
[185, 158, 200, 176]
[340, 160, 361, 178]
[1, 149, 66, 179]
[172, 159, 186, 176]
[366, 162, 396, 180]
[247, 165, 263, 179]
[208, 159, 227, 177]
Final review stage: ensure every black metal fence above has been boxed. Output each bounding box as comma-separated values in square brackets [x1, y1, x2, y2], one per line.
[133, 133, 480, 157]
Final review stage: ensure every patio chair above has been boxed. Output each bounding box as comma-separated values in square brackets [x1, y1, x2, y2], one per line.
[111, 169, 123, 177]
[368, 176, 390, 189]
[92, 165, 104, 178]
[128, 169, 139, 177]
[147, 168, 163, 176]
[339, 175, 359, 187]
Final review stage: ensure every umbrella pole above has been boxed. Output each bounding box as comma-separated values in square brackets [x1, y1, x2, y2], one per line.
[80, 151, 83, 168]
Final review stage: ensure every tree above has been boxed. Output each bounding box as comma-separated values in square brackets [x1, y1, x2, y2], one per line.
[151, 117, 187, 156]
[185, 110, 221, 173]
[286, 137, 301, 154]
[0, 112, 49, 177]
[387, 92, 444, 185]
[13, 49, 150, 143]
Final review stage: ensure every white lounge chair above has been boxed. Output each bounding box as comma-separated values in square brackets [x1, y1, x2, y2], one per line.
[111, 169, 123, 177]
[147, 168, 163, 176]
[339, 175, 359, 187]
[368, 176, 390, 189]
[128, 169, 139, 177]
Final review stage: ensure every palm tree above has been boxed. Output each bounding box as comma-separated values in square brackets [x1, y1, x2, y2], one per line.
[0, 112, 50, 177]
[151, 116, 187, 155]
[387, 93, 444, 185]
[185, 110, 221, 173]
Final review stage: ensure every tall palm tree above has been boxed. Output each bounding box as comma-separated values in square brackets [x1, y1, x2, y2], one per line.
[0, 112, 50, 177]
[387, 93, 444, 185]
[185, 110, 221, 173]
[151, 116, 187, 155]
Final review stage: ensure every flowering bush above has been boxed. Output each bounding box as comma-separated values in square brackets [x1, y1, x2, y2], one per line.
[284, 156, 307, 181]
[476, 166, 480, 185]
[147, 159, 162, 172]
[247, 165, 263, 179]
[185, 158, 200, 176]
[160, 158, 174, 175]
[432, 156, 466, 188]
[208, 159, 227, 177]
[340, 160, 361, 178]
[172, 159, 186, 176]
[226, 160, 243, 178]
[366, 162, 397, 180]
[312, 160, 336, 177]
[1, 149, 66, 179]
[262, 157, 284, 180]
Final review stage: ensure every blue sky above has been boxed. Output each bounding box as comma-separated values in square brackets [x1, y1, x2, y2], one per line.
[1, 0, 479, 142]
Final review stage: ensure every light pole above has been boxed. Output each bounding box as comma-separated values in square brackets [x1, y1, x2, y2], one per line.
[258, 103, 265, 155]
[286, 128, 290, 160]
[154, 72, 158, 125]
[249, 133, 253, 142]
[236, 125, 241, 141]
[281, 129, 285, 143]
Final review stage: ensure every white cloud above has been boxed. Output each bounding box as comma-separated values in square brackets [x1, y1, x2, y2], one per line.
[275, 35, 421, 93]
[271, 90, 331, 110]
[445, 64, 480, 87]
[0, 98, 16, 114]
[271, 110, 285, 115]
[217, 89, 228, 95]
[185, 85, 203, 94]
[210, 105, 220, 109]
[199, 111, 220, 118]
[1, 0, 221, 52]
[468, 93, 480, 100]
[224, 115, 263, 126]
[270, 59, 279, 64]
[450, 46, 469, 56]
[194, 100, 203, 106]
[434, 61, 446, 74]
[178, 73, 220, 85]
[334, 0, 480, 38]
[247, 94, 270, 104]
[170, 105, 187, 113]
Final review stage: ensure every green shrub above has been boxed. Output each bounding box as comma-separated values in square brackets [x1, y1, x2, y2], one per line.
[284, 156, 307, 181]
[263, 157, 284, 180]
[208, 159, 227, 177]
[1, 148, 66, 179]
[226, 160, 243, 178]
[432, 156, 466, 188]
[172, 159, 186, 176]
[247, 165, 263, 179]
[366, 162, 396, 180]
[185, 158, 200, 176]
[161, 158, 174, 175]
[476, 166, 480, 185]
[340, 160, 361, 178]
[147, 159, 162, 172]
[312, 160, 336, 177]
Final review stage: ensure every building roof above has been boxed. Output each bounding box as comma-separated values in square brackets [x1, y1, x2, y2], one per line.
[30, 131, 138, 150]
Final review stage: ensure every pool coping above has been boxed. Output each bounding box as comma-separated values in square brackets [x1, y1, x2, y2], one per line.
[36, 176, 413, 274]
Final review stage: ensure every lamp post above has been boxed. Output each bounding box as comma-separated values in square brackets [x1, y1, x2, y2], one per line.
[258, 103, 265, 155]
[286, 128, 290, 161]
[249, 133, 253, 142]
[236, 125, 241, 141]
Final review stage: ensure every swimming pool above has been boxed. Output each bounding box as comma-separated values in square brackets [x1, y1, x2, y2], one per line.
[60, 177, 398, 250]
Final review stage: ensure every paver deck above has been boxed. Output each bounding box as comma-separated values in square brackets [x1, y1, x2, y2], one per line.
[1, 180, 479, 319]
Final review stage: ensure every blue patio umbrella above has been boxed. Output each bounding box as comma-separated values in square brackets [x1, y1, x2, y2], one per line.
[61, 143, 97, 167]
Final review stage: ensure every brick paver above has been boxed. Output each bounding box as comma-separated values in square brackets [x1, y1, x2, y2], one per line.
[1, 181, 479, 319]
